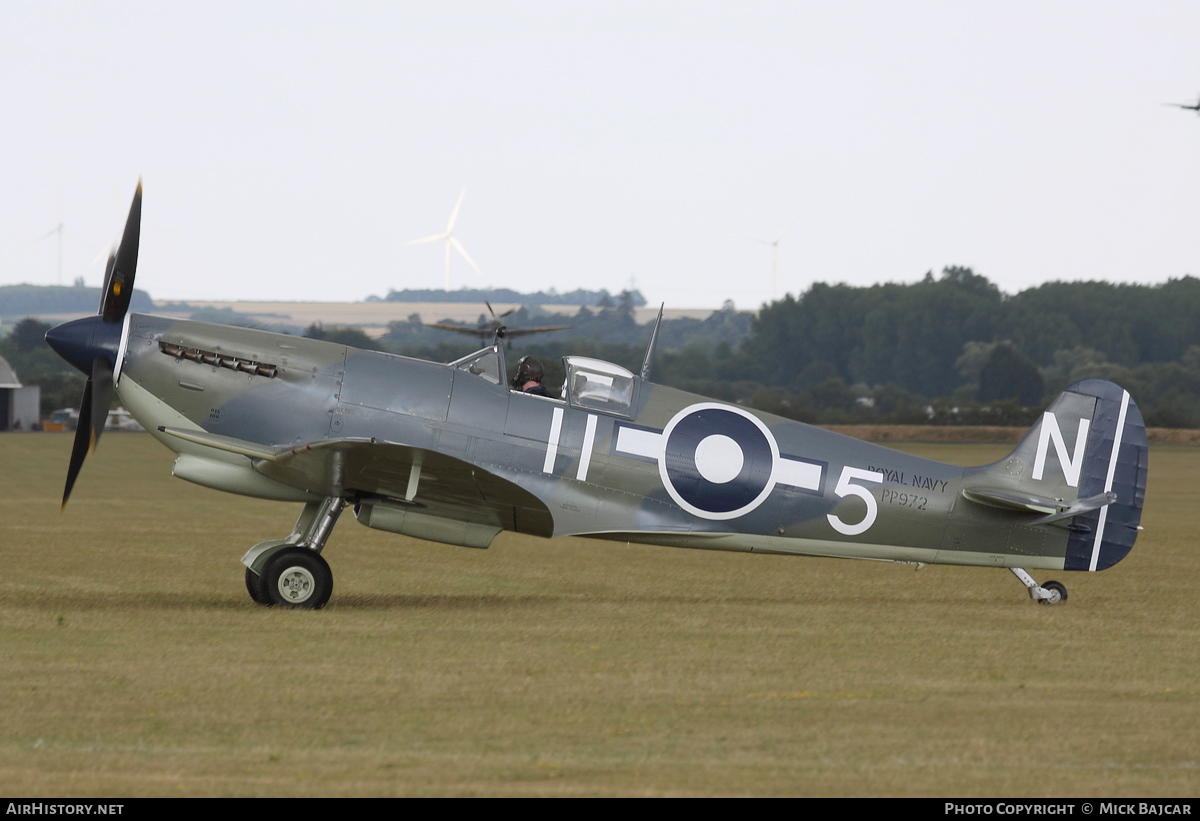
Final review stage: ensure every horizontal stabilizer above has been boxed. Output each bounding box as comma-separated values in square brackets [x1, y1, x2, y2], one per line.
[1028, 492, 1116, 526]
[962, 487, 1062, 515]
[961, 486, 1116, 525]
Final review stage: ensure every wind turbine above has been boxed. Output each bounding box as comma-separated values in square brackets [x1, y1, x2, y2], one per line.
[744, 215, 800, 302]
[24, 220, 64, 285]
[405, 189, 482, 290]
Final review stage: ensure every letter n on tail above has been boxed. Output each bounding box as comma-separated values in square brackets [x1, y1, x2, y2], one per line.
[1032, 412, 1089, 487]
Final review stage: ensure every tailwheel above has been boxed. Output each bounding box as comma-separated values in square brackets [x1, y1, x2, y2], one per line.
[1039, 580, 1068, 606]
[264, 548, 333, 610]
[245, 568, 270, 606]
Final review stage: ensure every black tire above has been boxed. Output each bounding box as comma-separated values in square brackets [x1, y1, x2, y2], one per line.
[1040, 580, 1068, 605]
[263, 548, 333, 610]
[245, 567, 270, 605]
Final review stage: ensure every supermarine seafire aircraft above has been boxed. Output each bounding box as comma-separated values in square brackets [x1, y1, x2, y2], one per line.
[46, 184, 1148, 609]
[423, 301, 571, 346]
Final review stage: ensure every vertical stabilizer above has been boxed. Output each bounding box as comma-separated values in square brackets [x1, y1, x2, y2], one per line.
[970, 379, 1148, 571]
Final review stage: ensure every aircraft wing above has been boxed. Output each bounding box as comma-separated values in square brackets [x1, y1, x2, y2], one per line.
[421, 322, 570, 338]
[423, 322, 488, 336]
[501, 325, 572, 338]
[158, 427, 554, 536]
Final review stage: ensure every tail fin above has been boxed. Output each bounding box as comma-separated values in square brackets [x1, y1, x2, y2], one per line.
[970, 379, 1148, 571]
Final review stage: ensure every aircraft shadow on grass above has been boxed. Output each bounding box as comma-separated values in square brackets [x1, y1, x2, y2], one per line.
[45, 184, 1149, 610]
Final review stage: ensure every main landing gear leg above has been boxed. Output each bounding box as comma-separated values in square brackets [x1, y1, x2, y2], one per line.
[241, 497, 348, 609]
[1010, 567, 1068, 605]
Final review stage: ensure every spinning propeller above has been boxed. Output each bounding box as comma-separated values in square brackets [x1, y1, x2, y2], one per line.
[485, 301, 516, 322]
[45, 181, 142, 509]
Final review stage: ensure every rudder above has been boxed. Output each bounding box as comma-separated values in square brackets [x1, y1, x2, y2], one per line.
[1061, 379, 1147, 570]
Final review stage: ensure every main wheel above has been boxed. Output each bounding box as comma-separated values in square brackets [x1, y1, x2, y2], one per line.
[1039, 580, 1068, 605]
[245, 567, 270, 605]
[263, 548, 333, 610]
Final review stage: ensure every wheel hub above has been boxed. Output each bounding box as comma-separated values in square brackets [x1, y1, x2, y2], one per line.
[277, 566, 315, 603]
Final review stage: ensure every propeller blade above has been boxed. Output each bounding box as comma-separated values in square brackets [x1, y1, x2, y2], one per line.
[93, 244, 116, 265]
[20, 222, 63, 250]
[96, 252, 116, 312]
[62, 378, 95, 510]
[450, 236, 482, 275]
[774, 215, 802, 243]
[404, 232, 448, 245]
[446, 188, 466, 233]
[484, 301, 517, 320]
[100, 181, 141, 323]
[60, 357, 114, 510]
[90, 356, 114, 453]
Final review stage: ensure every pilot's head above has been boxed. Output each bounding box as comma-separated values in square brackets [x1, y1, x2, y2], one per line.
[512, 355, 544, 389]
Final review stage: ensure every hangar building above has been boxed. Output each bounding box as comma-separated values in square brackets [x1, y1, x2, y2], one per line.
[0, 356, 40, 431]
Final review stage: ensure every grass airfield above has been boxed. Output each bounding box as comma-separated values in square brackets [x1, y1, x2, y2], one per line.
[0, 433, 1196, 797]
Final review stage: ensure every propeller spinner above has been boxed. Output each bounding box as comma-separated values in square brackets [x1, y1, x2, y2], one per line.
[44, 181, 142, 509]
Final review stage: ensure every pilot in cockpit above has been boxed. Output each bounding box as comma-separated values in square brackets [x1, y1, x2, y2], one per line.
[512, 355, 552, 397]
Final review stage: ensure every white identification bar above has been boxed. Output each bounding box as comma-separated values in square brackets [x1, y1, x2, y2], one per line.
[614, 426, 661, 460]
[576, 414, 599, 481]
[1089, 390, 1130, 572]
[775, 457, 823, 491]
[543, 407, 564, 474]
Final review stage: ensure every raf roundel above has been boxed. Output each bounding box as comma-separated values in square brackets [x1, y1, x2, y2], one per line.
[658, 403, 780, 520]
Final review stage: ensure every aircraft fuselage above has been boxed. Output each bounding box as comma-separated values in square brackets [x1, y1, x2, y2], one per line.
[107, 313, 1096, 571]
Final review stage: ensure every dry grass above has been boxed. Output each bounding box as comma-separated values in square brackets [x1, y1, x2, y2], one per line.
[0, 434, 1196, 796]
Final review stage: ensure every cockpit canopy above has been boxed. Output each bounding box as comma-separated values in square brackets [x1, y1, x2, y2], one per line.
[563, 356, 635, 415]
[449, 347, 637, 416]
[449, 346, 502, 385]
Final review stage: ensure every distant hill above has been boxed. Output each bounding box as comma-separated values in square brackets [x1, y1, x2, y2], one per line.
[375, 287, 646, 306]
[0, 284, 154, 320]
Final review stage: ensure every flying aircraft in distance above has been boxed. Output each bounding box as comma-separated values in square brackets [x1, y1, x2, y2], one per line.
[424, 301, 571, 346]
[1165, 97, 1200, 114]
[46, 184, 1148, 609]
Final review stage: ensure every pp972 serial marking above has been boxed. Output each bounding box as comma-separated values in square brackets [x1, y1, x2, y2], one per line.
[881, 489, 928, 510]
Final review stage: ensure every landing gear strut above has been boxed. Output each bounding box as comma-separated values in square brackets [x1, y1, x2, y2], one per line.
[1011, 567, 1068, 605]
[241, 497, 347, 609]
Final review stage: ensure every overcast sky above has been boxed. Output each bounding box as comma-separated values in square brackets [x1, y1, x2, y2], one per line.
[1, 1, 1198, 309]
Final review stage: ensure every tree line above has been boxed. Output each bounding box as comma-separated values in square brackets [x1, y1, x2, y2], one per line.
[372, 286, 647, 306]
[375, 269, 1200, 427]
[6, 269, 1200, 427]
[733, 268, 1200, 426]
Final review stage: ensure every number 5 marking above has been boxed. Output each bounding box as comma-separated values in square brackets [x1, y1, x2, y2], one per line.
[827, 466, 883, 536]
